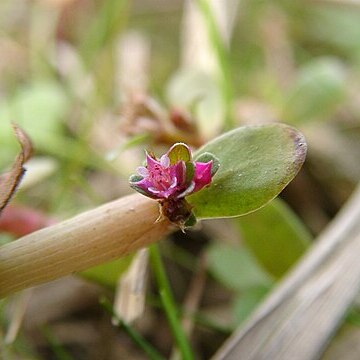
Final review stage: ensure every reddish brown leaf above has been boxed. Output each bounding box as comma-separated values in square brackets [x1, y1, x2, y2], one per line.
[0, 124, 33, 215]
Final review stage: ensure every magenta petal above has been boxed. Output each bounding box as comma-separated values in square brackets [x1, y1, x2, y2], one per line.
[161, 176, 180, 198]
[137, 166, 149, 177]
[158, 189, 176, 198]
[150, 185, 177, 199]
[131, 146, 215, 200]
[193, 161, 213, 192]
[146, 152, 161, 171]
[170, 161, 186, 186]
[130, 177, 159, 199]
[160, 154, 170, 168]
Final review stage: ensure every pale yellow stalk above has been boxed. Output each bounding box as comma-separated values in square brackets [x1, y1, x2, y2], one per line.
[0, 194, 172, 298]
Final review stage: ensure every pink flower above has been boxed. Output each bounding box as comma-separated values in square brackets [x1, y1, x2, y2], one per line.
[130, 143, 217, 200]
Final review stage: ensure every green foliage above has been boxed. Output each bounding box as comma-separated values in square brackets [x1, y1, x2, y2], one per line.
[166, 69, 224, 139]
[196, 0, 233, 129]
[237, 198, 312, 278]
[80, 256, 133, 288]
[307, 6, 360, 56]
[0, 83, 107, 170]
[0, 81, 69, 167]
[42, 327, 75, 360]
[81, 0, 129, 61]
[283, 57, 347, 123]
[207, 243, 273, 292]
[150, 244, 194, 360]
[2, 0, 352, 356]
[100, 297, 166, 360]
[0, 81, 69, 143]
[207, 243, 273, 327]
[188, 124, 306, 219]
[168, 143, 191, 164]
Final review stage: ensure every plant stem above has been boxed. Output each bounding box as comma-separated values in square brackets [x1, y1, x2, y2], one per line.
[0, 194, 171, 298]
[82, 0, 129, 62]
[149, 244, 194, 360]
[42, 326, 75, 360]
[100, 297, 165, 360]
[196, 0, 234, 130]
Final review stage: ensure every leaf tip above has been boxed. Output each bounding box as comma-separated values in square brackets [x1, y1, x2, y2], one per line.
[11, 122, 33, 161]
[286, 126, 307, 173]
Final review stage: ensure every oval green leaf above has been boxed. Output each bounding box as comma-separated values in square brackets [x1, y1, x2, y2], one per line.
[236, 198, 312, 278]
[188, 124, 307, 219]
[167, 143, 191, 164]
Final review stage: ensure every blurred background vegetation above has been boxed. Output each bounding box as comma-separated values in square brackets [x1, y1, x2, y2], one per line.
[1, 0, 360, 359]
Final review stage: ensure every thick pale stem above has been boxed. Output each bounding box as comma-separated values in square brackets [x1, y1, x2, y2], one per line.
[0, 194, 172, 298]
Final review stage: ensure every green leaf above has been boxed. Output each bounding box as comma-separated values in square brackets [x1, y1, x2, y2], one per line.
[0, 81, 72, 167]
[167, 143, 191, 164]
[129, 184, 154, 199]
[188, 124, 306, 219]
[236, 198, 312, 278]
[80, 256, 132, 288]
[0, 81, 69, 143]
[166, 69, 224, 139]
[207, 244, 273, 292]
[184, 212, 197, 228]
[129, 174, 143, 183]
[0, 81, 104, 170]
[307, 7, 360, 54]
[122, 133, 151, 150]
[185, 162, 195, 183]
[283, 57, 346, 123]
[81, 0, 128, 61]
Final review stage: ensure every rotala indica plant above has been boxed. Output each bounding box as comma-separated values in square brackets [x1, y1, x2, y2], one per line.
[129, 143, 219, 229]
[0, 123, 306, 298]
